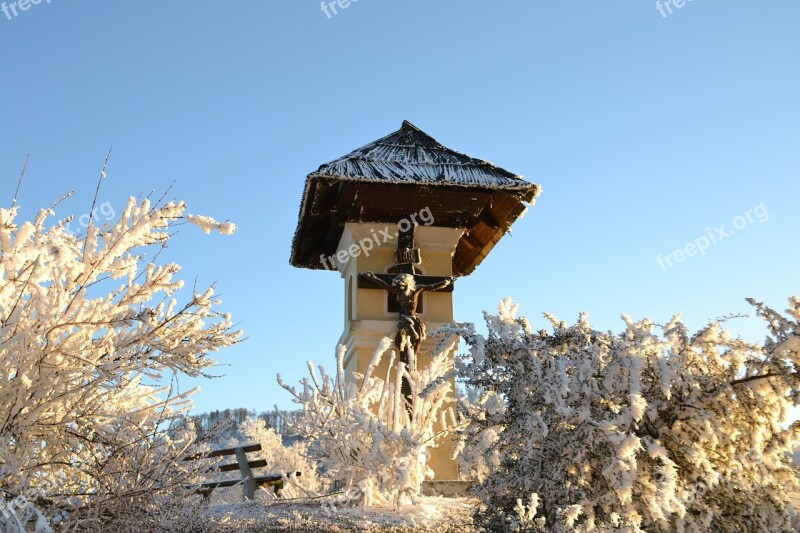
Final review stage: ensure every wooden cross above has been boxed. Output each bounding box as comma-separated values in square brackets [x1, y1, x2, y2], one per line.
[357, 225, 455, 300]
[358, 223, 454, 404]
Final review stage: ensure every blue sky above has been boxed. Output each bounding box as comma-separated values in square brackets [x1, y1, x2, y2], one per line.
[1, 1, 798, 412]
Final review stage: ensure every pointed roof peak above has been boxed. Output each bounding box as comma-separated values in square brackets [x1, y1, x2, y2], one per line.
[312, 121, 536, 191]
[393, 120, 442, 149]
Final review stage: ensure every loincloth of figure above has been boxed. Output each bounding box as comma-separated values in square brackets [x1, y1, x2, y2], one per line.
[396, 315, 425, 352]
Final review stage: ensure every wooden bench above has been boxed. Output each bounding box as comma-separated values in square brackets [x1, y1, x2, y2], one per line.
[183, 443, 301, 501]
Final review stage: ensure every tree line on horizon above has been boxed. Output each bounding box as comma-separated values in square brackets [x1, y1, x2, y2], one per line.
[188, 408, 300, 437]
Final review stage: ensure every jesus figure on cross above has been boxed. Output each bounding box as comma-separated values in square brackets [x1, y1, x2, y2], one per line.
[360, 272, 453, 358]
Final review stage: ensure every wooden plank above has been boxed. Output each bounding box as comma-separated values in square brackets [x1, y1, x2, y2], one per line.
[357, 273, 454, 292]
[255, 472, 303, 496]
[478, 209, 501, 229]
[218, 459, 267, 473]
[453, 190, 522, 276]
[321, 182, 353, 253]
[463, 231, 483, 249]
[335, 182, 359, 222]
[255, 474, 283, 497]
[191, 472, 302, 499]
[183, 443, 262, 462]
[353, 184, 491, 218]
[255, 474, 287, 484]
[198, 479, 244, 489]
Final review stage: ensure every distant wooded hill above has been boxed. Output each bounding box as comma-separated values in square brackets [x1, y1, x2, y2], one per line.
[189, 408, 300, 437]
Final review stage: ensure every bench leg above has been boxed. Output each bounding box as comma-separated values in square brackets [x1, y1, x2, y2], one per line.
[235, 447, 257, 501]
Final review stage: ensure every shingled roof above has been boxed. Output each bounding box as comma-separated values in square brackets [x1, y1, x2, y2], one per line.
[290, 121, 540, 276]
[309, 120, 536, 192]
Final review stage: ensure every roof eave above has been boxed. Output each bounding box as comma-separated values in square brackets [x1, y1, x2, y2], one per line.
[306, 171, 540, 194]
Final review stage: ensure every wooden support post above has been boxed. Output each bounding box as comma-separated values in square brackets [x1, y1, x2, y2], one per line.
[235, 446, 256, 501]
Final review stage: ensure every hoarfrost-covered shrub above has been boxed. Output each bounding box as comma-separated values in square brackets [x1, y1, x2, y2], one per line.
[0, 195, 240, 531]
[278, 338, 464, 507]
[446, 297, 800, 532]
[455, 385, 502, 484]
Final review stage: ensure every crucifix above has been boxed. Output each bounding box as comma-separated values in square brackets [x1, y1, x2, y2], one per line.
[359, 223, 455, 402]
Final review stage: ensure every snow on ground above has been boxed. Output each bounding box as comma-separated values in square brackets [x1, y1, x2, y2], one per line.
[205, 496, 477, 532]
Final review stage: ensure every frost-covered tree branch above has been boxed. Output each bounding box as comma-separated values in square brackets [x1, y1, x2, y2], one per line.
[0, 196, 241, 531]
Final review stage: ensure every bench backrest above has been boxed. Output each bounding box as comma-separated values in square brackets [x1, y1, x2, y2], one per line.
[184, 443, 264, 500]
[184, 443, 262, 462]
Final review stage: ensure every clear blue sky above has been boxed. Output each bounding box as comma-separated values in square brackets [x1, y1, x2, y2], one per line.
[1, 1, 798, 413]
